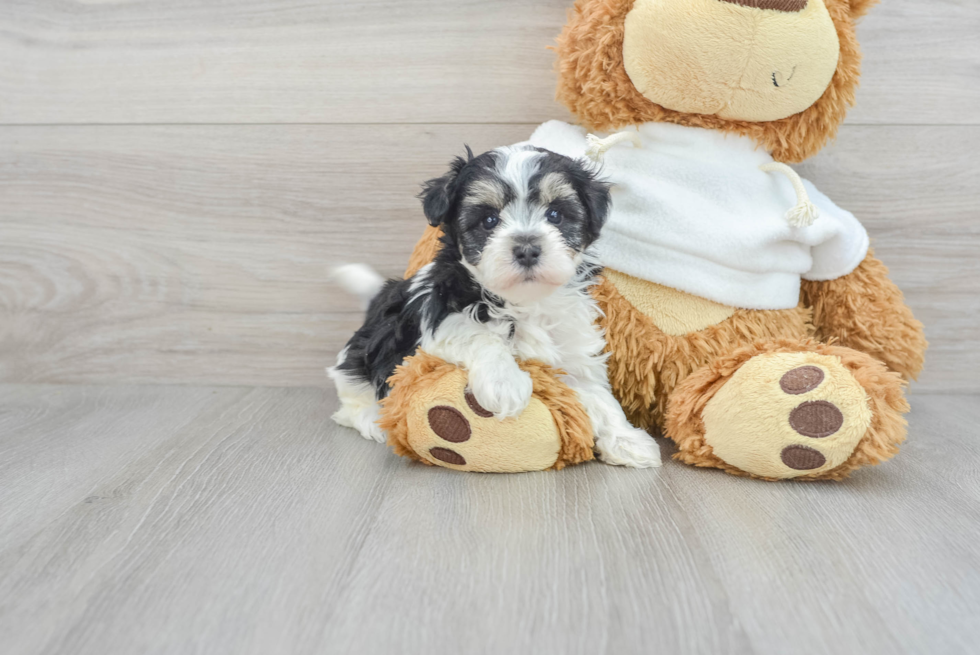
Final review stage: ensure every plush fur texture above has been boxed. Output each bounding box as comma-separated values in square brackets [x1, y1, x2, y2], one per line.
[665, 339, 909, 481]
[698, 350, 875, 479]
[802, 249, 927, 381]
[380, 351, 595, 471]
[406, 226, 444, 278]
[594, 274, 816, 431]
[601, 269, 736, 336]
[553, 0, 870, 162]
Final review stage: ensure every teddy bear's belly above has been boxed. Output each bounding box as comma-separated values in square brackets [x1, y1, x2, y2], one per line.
[602, 269, 736, 336]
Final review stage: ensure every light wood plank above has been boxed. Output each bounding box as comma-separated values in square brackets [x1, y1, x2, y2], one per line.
[0, 0, 977, 126]
[0, 385, 248, 550]
[0, 385, 977, 654]
[2, 124, 975, 391]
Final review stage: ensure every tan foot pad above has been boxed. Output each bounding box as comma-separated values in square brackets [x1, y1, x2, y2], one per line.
[405, 370, 563, 472]
[702, 352, 874, 479]
[381, 351, 595, 473]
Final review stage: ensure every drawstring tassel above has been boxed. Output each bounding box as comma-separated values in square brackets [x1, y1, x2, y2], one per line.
[585, 131, 642, 163]
[759, 162, 820, 227]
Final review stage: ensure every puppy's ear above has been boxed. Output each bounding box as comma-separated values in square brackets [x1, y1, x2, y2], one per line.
[574, 165, 613, 235]
[420, 152, 469, 227]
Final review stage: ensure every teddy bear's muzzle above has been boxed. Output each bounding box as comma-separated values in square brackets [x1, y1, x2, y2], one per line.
[622, 0, 840, 122]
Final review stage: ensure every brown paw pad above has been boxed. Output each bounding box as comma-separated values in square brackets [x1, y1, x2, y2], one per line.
[464, 390, 494, 418]
[780, 366, 825, 395]
[789, 400, 844, 438]
[427, 406, 471, 443]
[429, 447, 466, 466]
[781, 445, 827, 471]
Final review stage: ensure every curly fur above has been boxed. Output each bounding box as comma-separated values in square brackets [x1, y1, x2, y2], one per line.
[379, 350, 595, 470]
[405, 226, 444, 278]
[593, 275, 816, 430]
[665, 339, 909, 481]
[553, 0, 867, 163]
[802, 249, 927, 381]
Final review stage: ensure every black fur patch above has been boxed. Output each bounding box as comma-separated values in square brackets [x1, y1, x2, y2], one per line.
[336, 238, 504, 400]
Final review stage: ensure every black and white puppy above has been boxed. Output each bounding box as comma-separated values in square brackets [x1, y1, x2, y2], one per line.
[328, 145, 661, 468]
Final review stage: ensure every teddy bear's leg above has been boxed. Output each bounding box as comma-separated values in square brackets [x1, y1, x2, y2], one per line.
[379, 351, 595, 472]
[665, 340, 909, 481]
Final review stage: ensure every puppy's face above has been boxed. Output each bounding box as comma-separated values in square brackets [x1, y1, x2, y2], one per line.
[421, 146, 611, 304]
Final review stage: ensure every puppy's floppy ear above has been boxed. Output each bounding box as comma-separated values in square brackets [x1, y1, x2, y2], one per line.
[419, 149, 470, 227]
[571, 163, 613, 235]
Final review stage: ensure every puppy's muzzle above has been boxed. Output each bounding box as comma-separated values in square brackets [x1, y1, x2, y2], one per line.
[512, 237, 542, 270]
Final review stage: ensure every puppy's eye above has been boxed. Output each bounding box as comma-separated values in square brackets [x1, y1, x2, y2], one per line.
[482, 215, 500, 230]
[547, 209, 564, 225]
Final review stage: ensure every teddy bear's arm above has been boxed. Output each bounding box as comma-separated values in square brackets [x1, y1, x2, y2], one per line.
[801, 249, 927, 380]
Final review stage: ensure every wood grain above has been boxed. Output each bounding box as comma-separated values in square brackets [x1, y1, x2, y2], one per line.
[2, 124, 976, 391]
[1, 384, 977, 655]
[0, 0, 977, 126]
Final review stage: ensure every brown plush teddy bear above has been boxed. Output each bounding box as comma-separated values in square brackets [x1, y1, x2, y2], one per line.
[381, 0, 927, 480]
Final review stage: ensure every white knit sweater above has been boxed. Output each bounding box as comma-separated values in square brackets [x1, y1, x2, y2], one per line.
[526, 120, 869, 311]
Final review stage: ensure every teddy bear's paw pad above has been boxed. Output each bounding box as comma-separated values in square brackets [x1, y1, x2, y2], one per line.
[780, 445, 826, 471]
[780, 366, 825, 395]
[788, 400, 844, 439]
[702, 352, 873, 479]
[405, 369, 562, 473]
[426, 406, 472, 443]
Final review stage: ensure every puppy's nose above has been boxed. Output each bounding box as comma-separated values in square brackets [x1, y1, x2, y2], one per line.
[717, 0, 807, 12]
[513, 241, 542, 268]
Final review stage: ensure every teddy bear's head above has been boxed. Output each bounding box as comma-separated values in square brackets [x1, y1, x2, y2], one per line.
[555, 0, 878, 162]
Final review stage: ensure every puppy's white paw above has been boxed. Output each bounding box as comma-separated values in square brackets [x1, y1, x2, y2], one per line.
[596, 427, 662, 468]
[468, 362, 534, 420]
[332, 407, 386, 444]
[360, 420, 388, 444]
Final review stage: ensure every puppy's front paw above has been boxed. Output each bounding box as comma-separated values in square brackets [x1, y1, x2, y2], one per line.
[468, 363, 534, 419]
[596, 427, 662, 469]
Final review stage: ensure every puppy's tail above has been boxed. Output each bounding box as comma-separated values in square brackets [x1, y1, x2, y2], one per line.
[330, 264, 387, 310]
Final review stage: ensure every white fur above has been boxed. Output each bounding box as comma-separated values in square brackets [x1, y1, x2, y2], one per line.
[470, 147, 578, 305]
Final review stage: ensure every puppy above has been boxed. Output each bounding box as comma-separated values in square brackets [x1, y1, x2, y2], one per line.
[328, 145, 661, 468]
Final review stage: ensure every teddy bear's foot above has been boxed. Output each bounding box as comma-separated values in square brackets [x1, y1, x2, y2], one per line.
[379, 351, 595, 472]
[666, 341, 910, 481]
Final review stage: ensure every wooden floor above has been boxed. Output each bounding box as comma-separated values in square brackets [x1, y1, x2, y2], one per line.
[1, 385, 977, 655]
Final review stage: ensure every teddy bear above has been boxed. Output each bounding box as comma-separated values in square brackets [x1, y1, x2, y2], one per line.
[379, 0, 927, 480]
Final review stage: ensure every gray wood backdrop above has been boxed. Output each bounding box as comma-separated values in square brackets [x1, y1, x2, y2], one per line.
[1, 0, 978, 392]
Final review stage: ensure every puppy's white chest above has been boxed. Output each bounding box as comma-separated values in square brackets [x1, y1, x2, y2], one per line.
[506, 294, 602, 367]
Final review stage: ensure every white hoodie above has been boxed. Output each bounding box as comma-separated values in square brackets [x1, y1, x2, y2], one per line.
[527, 120, 869, 311]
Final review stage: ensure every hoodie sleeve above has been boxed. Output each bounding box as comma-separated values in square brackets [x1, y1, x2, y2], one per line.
[802, 181, 871, 282]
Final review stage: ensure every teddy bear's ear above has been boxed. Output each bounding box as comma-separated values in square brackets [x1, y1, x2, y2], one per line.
[848, 0, 880, 19]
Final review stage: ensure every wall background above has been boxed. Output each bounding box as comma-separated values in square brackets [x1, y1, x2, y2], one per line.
[1, 0, 977, 392]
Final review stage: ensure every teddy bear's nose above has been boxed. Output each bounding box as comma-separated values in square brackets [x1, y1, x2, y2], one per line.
[717, 0, 808, 12]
